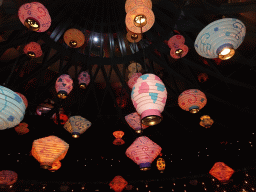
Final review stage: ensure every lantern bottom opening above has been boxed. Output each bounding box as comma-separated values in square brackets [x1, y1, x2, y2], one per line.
[57, 91, 68, 99]
[216, 43, 235, 60]
[141, 109, 162, 126]
[140, 162, 151, 171]
[135, 128, 142, 133]
[189, 106, 199, 114]
[79, 83, 87, 89]
[40, 164, 52, 169]
[113, 138, 125, 145]
[24, 18, 40, 31]
[72, 132, 80, 138]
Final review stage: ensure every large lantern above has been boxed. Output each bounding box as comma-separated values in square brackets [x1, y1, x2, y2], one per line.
[209, 162, 234, 182]
[55, 74, 73, 99]
[178, 89, 207, 113]
[23, 42, 43, 58]
[113, 131, 125, 145]
[48, 161, 61, 172]
[109, 175, 128, 192]
[125, 112, 148, 133]
[0, 85, 26, 130]
[15, 92, 28, 109]
[18, 2, 51, 32]
[63, 116, 91, 138]
[125, 136, 162, 170]
[78, 71, 90, 89]
[168, 35, 188, 59]
[128, 73, 142, 89]
[156, 157, 165, 173]
[125, 0, 152, 13]
[131, 73, 167, 126]
[31, 135, 69, 169]
[14, 122, 29, 135]
[0, 170, 18, 185]
[194, 18, 246, 60]
[64, 29, 85, 48]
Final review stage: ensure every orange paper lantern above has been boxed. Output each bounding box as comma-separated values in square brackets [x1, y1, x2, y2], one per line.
[23, 42, 43, 58]
[14, 122, 29, 135]
[109, 175, 128, 192]
[200, 115, 214, 128]
[0, 170, 18, 185]
[64, 28, 85, 48]
[209, 162, 234, 182]
[156, 157, 165, 173]
[125, 0, 152, 13]
[48, 161, 61, 172]
[113, 131, 125, 145]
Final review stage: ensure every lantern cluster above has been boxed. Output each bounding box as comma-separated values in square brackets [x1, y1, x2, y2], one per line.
[168, 35, 188, 59]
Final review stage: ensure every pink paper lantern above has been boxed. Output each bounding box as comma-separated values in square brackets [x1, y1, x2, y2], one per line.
[18, 2, 51, 32]
[170, 44, 188, 59]
[168, 35, 188, 59]
[178, 89, 207, 113]
[125, 0, 152, 13]
[55, 74, 73, 99]
[167, 35, 185, 48]
[128, 73, 142, 89]
[125, 112, 148, 133]
[23, 42, 43, 58]
[78, 71, 90, 89]
[131, 73, 167, 126]
[15, 92, 28, 108]
[125, 136, 162, 170]
[0, 170, 18, 185]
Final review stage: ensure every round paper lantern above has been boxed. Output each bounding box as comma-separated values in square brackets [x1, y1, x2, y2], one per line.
[168, 35, 186, 48]
[131, 73, 167, 126]
[178, 89, 207, 113]
[126, 31, 142, 43]
[55, 74, 73, 99]
[18, 2, 51, 32]
[198, 73, 209, 83]
[48, 161, 61, 172]
[31, 135, 69, 169]
[126, 6, 155, 33]
[125, 136, 162, 170]
[168, 35, 188, 59]
[125, 0, 152, 13]
[64, 28, 85, 48]
[23, 42, 42, 58]
[209, 162, 234, 182]
[109, 175, 128, 192]
[14, 122, 29, 135]
[194, 18, 246, 60]
[156, 157, 165, 173]
[0, 86, 26, 130]
[0, 170, 18, 185]
[128, 73, 142, 89]
[78, 71, 90, 89]
[15, 92, 28, 108]
[53, 113, 69, 125]
[113, 131, 125, 145]
[125, 112, 148, 133]
[64, 116, 91, 138]
[200, 115, 214, 128]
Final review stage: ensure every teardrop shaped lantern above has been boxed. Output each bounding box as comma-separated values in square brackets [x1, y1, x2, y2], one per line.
[78, 71, 90, 89]
[0, 170, 18, 185]
[156, 157, 165, 173]
[64, 116, 92, 138]
[18, 2, 51, 32]
[194, 18, 246, 60]
[64, 28, 85, 48]
[109, 175, 128, 192]
[113, 131, 125, 145]
[55, 74, 73, 99]
[209, 162, 234, 182]
[48, 161, 61, 172]
[178, 89, 207, 113]
[15, 92, 28, 109]
[125, 112, 148, 133]
[23, 42, 43, 58]
[31, 135, 69, 169]
[126, 136, 162, 170]
[14, 122, 29, 135]
[200, 115, 214, 128]
[168, 35, 188, 59]
[128, 73, 142, 89]
[131, 73, 167, 126]
[125, 0, 152, 13]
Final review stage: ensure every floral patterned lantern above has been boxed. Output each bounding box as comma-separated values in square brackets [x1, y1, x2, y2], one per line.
[194, 18, 246, 60]
[55, 74, 73, 99]
[0, 85, 26, 130]
[126, 136, 162, 170]
[131, 73, 167, 126]
[168, 35, 188, 59]
[109, 175, 128, 192]
[156, 157, 165, 173]
[15, 92, 28, 108]
[78, 71, 90, 89]
[18, 2, 51, 32]
[113, 131, 125, 145]
[209, 162, 234, 182]
[198, 73, 209, 83]
[53, 113, 69, 125]
[0, 170, 18, 185]
[125, 0, 152, 13]
[31, 135, 69, 169]
[23, 42, 43, 58]
[125, 112, 148, 133]
[64, 28, 85, 48]
[64, 116, 91, 138]
[48, 161, 61, 172]
[200, 115, 214, 128]
[178, 89, 207, 113]
[128, 73, 142, 89]
[14, 122, 29, 135]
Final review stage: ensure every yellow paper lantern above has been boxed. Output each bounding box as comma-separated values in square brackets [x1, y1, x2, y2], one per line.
[156, 157, 165, 173]
[200, 115, 214, 128]
[125, 0, 152, 13]
[64, 28, 85, 48]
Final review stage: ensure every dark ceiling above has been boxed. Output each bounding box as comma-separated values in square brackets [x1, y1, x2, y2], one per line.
[0, 0, 256, 191]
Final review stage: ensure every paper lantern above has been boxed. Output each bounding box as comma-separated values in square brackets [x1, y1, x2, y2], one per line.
[23, 42, 43, 58]
[200, 115, 214, 128]
[126, 6, 155, 34]
[194, 18, 246, 60]
[156, 157, 165, 173]
[178, 89, 207, 113]
[198, 73, 208, 83]
[113, 131, 125, 145]
[168, 35, 186, 48]
[55, 74, 73, 99]
[53, 113, 69, 125]
[36, 103, 53, 116]
[14, 122, 29, 135]
[209, 162, 234, 182]
[109, 175, 128, 192]
[64, 28, 85, 48]
[64, 116, 91, 138]
[78, 71, 90, 89]
[126, 30, 142, 43]
[31, 135, 69, 169]
[131, 73, 167, 126]
[125, 0, 152, 13]
[125, 136, 162, 170]
[0, 85, 26, 130]
[128, 62, 142, 73]
[0, 170, 18, 185]
[125, 112, 148, 133]
[168, 35, 188, 59]
[18, 2, 51, 32]
[48, 161, 61, 172]
[15, 92, 28, 108]
[170, 44, 188, 59]
[128, 73, 142, 89]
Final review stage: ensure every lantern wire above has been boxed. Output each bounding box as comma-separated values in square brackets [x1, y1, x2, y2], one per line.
[140, 25, 148, 73]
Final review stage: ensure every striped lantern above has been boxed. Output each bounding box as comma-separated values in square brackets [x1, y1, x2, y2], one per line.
[131, 73, 167, 126]
[48, 161, 61, 172]
[113, 131, 125, 145]
[64, 29, 85, 48]
[125, 112, 148, 133]
[168, 35, 188, 59]
[178, 89, 207, 113]
[31, 135, 69, 169]
[0, 86, 26, 130]
[125, 0, 152, 13]
[64, 116, 91, 138]
[128, 73, 142, 89]
[125, 136, 162, 170]
[0, 170, 18, 185]
[15, 92, 28, 108]
[209, 162, 234, 182]
[18, 2, 51, 32]
[23, 42, 43, 58]
[14, 122, 29, 135]
[109, 175, 128, 192]
[55, 74, 73, 99]
[78, 71, 90, 89]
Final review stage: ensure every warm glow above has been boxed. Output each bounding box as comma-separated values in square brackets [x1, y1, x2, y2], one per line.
[134, 15, 147, 27]
[218, 48, 235, 60]
[109, 176, 128, 192]
[24, 18, 40, 31]
[209, 162, 234, 182]
[69, 40, 77, 48]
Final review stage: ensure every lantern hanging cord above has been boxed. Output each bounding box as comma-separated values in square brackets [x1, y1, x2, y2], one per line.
[140, 26, 148, 73]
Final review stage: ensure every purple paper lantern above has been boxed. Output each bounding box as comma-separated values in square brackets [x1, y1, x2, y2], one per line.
[55, 74, 73, 99]
[78, 71, 90, 89]
[125, 112, 148, 133]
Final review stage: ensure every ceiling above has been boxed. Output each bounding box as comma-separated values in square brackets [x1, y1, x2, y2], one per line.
[0, 0, 256, 191]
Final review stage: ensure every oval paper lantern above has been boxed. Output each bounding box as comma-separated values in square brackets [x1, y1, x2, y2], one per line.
[14, 122, 29, 135]
[128, 73, 142, 89]
[168, 35, 188, 59]
[23, 42, 43, 58]
[0, 170, 18, 185]
[18, 2, 51, 32]
[125, 136, 162, 170]
[125, 0, 152, 13]
[31, 135, 69, 169]
[113, 131, 125, 145]
[131, 73, 167, 126]
[194, 18, 246, 60]
[64, 116, 91, 138]
[64, 28, 85, 48]
[78, 71, 90, 89]
[48, 161, 61, 172]
[209, 162, 234, 182]
[200, 115, 214, 128]
[0, 86, 26, 130]
[178, 89, 207, 113]
[55, 74, 73, 99]
[15, 92, 28, 108]
[109, 175, 128, 192]
[156, 157, 165, 173]
[125, 112, 148, 133]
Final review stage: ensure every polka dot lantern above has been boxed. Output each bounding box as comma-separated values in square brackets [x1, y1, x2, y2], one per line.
[125, 136, 162, 171]
[18, 2, 51, 32]
[64, 28, 85, 48]
[23, 42, 43, 58]
[55, 74, 73, 99]
[128, 73, 142, 89]
[125, 112, 148, 133]
[78, 71, 90, 89]
[125, 0, 152, 13]
[15, 92, 28, 108]
[131, 73, 167, 126]
[168, 35, 188, 59]
[0, 170, 18, 185]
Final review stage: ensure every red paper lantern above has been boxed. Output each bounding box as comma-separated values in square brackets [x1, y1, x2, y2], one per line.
[15, 92, 28, 108]
[78, 71, 90, 89]
[48, 161, 61, 172]
[14, 122, 29, 135]
[23, 42, 43, 58]
[0, 170, 18, 185]
[113, 131, 125, 145]
[53, 113, 69, 125]
[109, 175, 128, 192]
[198, 73, 209, 83]
[209, 162, 234, 182]
[168, 35, 188, 59]
[55, 74, 73, 99]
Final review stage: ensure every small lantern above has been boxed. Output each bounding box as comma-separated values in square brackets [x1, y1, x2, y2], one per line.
[14, 122, 29, 135]
[198, 73, 208, 83]
[209, 162, 234, 182]
[109, 175, 128, 192]
[64, 28, 85, 48]
[48, 161, 61, 172]
[31, 135, 69, 169]
[0, 170, 18, 185]
[113, 131, 125, 145]
[126, 136, 162, 170]
[128, 62, 142, 73]
[15, 92, 28, 108]
[200, 115, 214, 128]
[63, 116, 91, 138]
[125, 112, 148, 133]
[78, 71, 90, 89]
[53, 113, 69, 125]
[125, 0, 152, 13]
[36, 103, 53, 116]
[128, 73, 142, 89]
[156, 157, 165, 173]
[178, 89, 207, 113]
[126, 30, 142, 43]
[23, 42, 43, 58]
[55, 74, 73, 99]
[131, 73, 167, 126]
[168, 35, 188, 59]
[18, 2, 51, 32]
